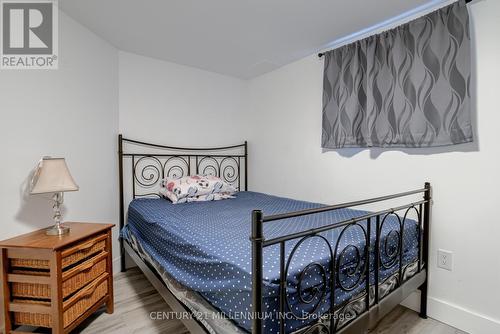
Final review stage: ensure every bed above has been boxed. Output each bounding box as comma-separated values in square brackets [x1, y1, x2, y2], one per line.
[118, 135, 430, 334]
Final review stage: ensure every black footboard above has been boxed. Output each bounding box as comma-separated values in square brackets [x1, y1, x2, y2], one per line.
[250, 183, 431, 334]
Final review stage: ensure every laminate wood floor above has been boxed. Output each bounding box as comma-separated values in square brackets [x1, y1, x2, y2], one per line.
[68, 268, 465, 334]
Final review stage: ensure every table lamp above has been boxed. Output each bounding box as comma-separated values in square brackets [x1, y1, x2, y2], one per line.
[30, 157, 79, 235]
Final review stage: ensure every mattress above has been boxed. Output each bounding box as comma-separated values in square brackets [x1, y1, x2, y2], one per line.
[121, 191, 419, 333]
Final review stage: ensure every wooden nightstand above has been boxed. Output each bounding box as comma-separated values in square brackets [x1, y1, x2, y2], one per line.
[0, 222, 115, 334]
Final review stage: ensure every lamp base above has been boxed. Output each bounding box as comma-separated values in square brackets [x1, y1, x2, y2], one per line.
[46, 224, 70, 236]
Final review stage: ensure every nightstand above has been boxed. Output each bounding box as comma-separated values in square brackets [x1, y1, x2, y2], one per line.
[0, 222, 115, 334]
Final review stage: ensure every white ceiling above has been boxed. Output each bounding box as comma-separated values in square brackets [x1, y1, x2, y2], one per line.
[60, 0, 441, 79]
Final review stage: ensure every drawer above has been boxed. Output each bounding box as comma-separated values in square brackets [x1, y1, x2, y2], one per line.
[60, 233, 107, 269]
[62, 251, 108, 297]
[62, 272, 109, 328]
[13, 272, 109, 328]
[10, 258, 50, 270]
[12, 299, 52, 328]
[10, 270, 50, 300]
[11, 251, 108, 299]
[10, 233, 107, 270]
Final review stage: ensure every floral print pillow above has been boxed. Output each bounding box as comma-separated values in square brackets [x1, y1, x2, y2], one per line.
[160, 175, 236, 204]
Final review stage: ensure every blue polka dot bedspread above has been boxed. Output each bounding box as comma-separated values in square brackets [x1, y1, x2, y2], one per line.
[121, 191, 419, 333]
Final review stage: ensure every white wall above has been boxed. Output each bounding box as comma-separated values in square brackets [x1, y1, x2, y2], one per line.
[119, 51, 249, 146]
[247, 1, 500, 333]
[0, 12, 120, 266]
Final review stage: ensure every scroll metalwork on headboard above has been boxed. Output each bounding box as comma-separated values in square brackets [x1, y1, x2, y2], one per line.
[119, 134, 247, 197]
[118, 134, 248, 271]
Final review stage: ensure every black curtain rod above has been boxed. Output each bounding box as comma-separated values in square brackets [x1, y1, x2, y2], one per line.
[318, 0, 473, 58]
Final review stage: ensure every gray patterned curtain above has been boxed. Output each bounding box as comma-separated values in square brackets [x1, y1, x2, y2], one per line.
[322, 0, 472, 148]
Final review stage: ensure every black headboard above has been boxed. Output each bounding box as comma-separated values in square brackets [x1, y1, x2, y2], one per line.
[118, 134, 248, 270]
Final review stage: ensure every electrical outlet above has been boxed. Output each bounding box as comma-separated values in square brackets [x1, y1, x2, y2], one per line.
[437, 249, 453, 271]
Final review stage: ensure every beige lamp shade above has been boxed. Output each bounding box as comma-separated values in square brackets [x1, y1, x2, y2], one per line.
[31, 157, 79, 194]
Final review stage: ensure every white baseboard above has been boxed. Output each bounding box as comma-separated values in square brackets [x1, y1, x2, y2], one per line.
[401, 292, 500, 334]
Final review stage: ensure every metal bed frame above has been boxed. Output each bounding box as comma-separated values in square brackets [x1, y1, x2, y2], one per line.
[118, 134, 430, 334]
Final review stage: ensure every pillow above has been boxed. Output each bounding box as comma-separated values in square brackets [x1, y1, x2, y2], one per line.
[159, 189, 234, 204]
[160, 175, 236, 204]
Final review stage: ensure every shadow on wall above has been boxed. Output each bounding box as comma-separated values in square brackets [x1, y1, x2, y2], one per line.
[15, 167, 67, 230]
[323, 140, 479, 159]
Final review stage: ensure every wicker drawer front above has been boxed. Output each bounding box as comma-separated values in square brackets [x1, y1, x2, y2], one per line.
[11, 270, 50, 299]
[10, 258, 49, 270]
[62, 253, 107, 297]
[13, 299, 52, 327]
[12, 280, 50, 300]
[62, 274, 109, 327]
[13, 273, 109, 329]
[11, 252, 108, 300]
[10, 233, 107, 271]
[61, 233, 107, 268]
